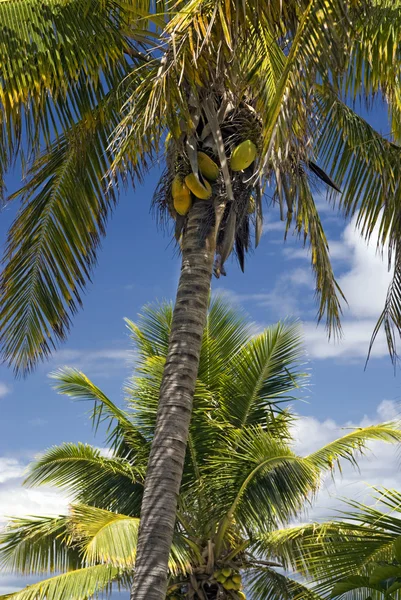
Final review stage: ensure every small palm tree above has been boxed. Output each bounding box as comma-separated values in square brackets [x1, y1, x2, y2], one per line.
[4, 2, 401, 596]
[1, 299, 401, 600]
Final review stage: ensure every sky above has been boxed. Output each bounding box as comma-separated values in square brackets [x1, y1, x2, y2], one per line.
[1, 103, 401, 595]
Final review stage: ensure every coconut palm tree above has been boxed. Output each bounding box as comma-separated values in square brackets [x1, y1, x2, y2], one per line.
[1, 298, 401, 600]
[3, 2, 401, 598]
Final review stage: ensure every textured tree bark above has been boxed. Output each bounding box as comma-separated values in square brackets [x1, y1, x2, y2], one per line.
[131, 199, 218, 600]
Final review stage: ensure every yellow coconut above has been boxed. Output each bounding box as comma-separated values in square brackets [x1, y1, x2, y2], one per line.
[230, 140, 257, 171]
[184, 173, 212, 199]
[172, 176, 192, 215]
[223, 580, 236, 590]
[232, 575, 241, 584]
[237, 592, 246, 600]
[221, 568, 232, 578]
[197, 151, 219, 181]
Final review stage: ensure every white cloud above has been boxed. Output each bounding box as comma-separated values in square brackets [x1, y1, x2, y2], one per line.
[216, 269, 313, 317]
[263, 217, 286, 233]
[28, 418, 48, 427]
[0, 383, 11, 399]
[302, 319, 388, 359]
[48, 347, 134, 376]
[338, 223, 392, 318]
[283, 240, 351, 262]
[292, 400, 401, 521]
[0, 458, 25, 484]
[0, 456, 69, 526]
[282, 216, 394, 360]
[0, 487, 69, 524]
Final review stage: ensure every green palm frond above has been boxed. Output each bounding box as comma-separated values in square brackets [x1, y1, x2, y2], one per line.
[211, 427, 318, 542]
[245, 565, 323, 600]
[258, 522, 396, 590]
[0, 0, 156, 148]
[125, 303, 307, 492]
[212, 421, 401, 552]
[0, 564, 120, 600]
[69, 503, 191, 575]
[369, 249, 401, 362]
[50, 367, 148, 455]
[289, 174, 345, 332]
[198, 295, 253, 390]
[314, 83, 401, 360]
[0, 0, 129, 164]
[69, 504, 139, 567]
[126, 302, 173, 361]
[345, 1, 401, 139]
[25, 443, 144, 514]
[257, 490, 401, 592]
[0, 89, 133, 374]
[305, 423, 401, 470]
[0, 515, 79, 575]
[256, 522, 365, 575]
[220, 321, 306, 428]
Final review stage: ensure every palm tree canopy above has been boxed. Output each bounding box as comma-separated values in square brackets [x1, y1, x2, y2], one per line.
[2, 0, 401, 371]
[1, 297, 401, 600]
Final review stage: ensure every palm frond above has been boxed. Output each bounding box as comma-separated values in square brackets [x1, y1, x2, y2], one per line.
[314, 83, 401, 360]
[368, 248, 401, 363]
[0, 108, 120, 374]
[0, 515, 79, 575]
[24, 443, 144, 514]
[0, 0, 154, 151]
[245, 565, 324, 600]
[257, 489, 401, 594]
[69, 503, 191, 575]
[289, 173, 345, 332]
[0, 564, 119, 600]
[305, 423, 401, 470]
[198, 294, 253, 390]
[220, 321, 306, 428]
[126, 302, 174, 361]
[50, 367, 148, 455]
[345, 1, 401, 136]
[210, 427, 318, 544]
[69, 504, 139, 568]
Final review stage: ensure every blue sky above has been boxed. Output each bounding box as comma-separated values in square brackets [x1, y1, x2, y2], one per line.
[1, 103, 401, 594]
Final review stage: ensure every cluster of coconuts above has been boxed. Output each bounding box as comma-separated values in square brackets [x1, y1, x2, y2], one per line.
[213, 567, 246, 598]
[172, 140, 257, 216]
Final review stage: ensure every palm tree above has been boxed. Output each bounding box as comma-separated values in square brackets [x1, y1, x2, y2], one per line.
[3, 2, 401, 597]
[1, 298, 401, 600]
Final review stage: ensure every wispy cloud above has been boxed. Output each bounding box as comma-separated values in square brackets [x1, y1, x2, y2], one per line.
[283, 239, 351, 262]
[0, 383, 11, 399]
[0, 458, 25, 484]
[0, 455, 70, 525]
[282, 215, 393, 360]
[48, 347, 135, 376]
[216, 267, 313, 317]
[263, 217, 286, 233]
[292, 400, 401, 522]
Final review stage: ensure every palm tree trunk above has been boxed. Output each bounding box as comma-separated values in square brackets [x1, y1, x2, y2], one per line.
[131, 199, 218, 600]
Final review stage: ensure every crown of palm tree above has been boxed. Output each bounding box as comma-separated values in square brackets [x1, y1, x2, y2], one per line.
[1, 298, 401, 600]
[2, 0, 401, 371]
